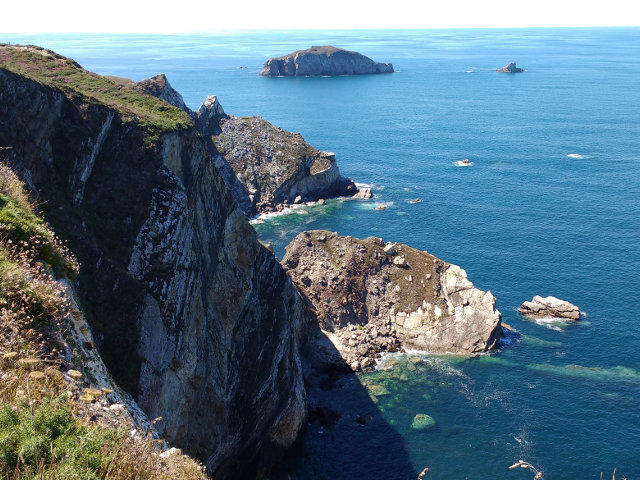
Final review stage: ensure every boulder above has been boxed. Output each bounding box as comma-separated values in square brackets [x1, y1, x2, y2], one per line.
[518, 295, 580, 320]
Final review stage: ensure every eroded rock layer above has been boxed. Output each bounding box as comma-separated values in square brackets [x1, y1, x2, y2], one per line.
[283, 231, 503, 370]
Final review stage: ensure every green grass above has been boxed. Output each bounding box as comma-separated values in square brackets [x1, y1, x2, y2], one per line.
[0, 45, 192, 147]
[0, 398, 118, 479]
[0, 193, 76, 277]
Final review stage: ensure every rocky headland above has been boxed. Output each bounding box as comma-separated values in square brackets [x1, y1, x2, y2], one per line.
[260, 46, 394, 77]
[497, 62, 524, 73]
[0, 44, 309, 479]
[518, 295, 581, 320]
[282, 231, 503, 371]
[211, 116, 357, 214]
[1, 44, 512, 480]
[126, 72, 361, 217]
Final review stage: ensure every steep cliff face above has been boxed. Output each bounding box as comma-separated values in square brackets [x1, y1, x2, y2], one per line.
[0, 45, 308, 478]
[283, 231, 503, 371]
[260, 46, 394, 77]
[211, 115, 356, 214]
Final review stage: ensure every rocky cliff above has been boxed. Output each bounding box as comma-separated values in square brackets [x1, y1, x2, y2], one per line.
[260, 46, 394, 77]
[283, 231, 503, 370]
[0, 45, 308, 478]
[211, 115, 357, 214]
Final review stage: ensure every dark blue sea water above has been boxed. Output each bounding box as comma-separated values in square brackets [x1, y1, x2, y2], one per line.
[4, 28, 639, 479]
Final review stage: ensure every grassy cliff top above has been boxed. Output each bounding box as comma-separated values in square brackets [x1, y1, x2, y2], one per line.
[0, 45, 192, 141]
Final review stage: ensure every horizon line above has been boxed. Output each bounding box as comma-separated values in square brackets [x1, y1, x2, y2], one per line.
[2, 25, 639, 36]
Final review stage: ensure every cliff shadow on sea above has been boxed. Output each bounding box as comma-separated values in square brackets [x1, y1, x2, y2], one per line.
[271, 322, 419, 480]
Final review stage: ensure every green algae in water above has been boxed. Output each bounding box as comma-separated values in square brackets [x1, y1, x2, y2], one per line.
[521, 335, 563, 348]
[367, 384, 390, 396]
[474, 355, 518, 367]
[527, 363, 640, 383]
[411, 414, 436, 430]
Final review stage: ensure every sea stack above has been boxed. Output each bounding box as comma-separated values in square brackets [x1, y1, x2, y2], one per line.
[497, 62, 524, 73]
[260, 46, 394, 77]
[518, 296, 581, 320]
[282, 231, 503, 371]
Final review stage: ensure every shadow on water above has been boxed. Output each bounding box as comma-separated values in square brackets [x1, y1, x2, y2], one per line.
[271, 324, 419, 480]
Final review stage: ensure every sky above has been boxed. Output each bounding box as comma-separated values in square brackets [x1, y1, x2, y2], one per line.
[2, 0, 639, 33]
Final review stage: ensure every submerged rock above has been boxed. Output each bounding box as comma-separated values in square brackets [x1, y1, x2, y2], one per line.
[518, 295, 581, 320]
[411, 414, 436, 430]
[497, 62, 524, 73]
[260, 46, 394, 77]
[282, 231, 503, 371]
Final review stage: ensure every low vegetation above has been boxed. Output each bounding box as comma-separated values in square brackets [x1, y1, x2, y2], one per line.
[0, 163, 206, 479]
[0, 45, 192, 146]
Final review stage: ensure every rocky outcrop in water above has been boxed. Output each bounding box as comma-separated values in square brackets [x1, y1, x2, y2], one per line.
[210, 115, 357, 214]
[518, 295, 580, 320]
[260, 46, 394, 77]
[282, 231, 503, 371]
[497, 62, 524, 73]
[0, 45, 309, 479]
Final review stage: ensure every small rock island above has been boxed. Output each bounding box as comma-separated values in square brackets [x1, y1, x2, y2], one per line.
[518, 295, 581, 320]
[260, 46, 394, 77]
[497, 62, 524, 73]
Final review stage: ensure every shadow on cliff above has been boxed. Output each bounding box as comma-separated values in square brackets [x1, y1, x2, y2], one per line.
[270, 323, 419, 480]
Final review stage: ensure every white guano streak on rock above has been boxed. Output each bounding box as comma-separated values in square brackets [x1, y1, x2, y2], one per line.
[73, 112, 114, 205]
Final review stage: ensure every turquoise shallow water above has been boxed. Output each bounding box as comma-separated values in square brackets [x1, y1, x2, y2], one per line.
[4, 28, 640, 479]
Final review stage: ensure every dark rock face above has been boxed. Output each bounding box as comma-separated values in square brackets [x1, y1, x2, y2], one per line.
[283, 231, 503, 371]
[497, 62, 524, 73]
[211, 116, 356, 214]
[0, 46, 308, 479]
[260, 46, 394, 77]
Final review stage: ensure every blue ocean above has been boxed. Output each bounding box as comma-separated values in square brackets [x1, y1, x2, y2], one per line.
[4, 28, 639, 479]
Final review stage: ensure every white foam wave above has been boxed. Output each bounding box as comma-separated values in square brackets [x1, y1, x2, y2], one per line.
[567, 153, 588, 159]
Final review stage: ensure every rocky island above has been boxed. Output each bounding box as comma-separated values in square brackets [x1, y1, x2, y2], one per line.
[260, 46, 394, 77]
[283, 231, 503, 371]
[497, 62, 524, 73]
[519, 295, 581, 320]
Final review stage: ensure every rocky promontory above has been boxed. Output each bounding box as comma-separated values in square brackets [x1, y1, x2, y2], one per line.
[283, 231, 503, 371]
[1, 44, 309, 479]
[260, 46, 394, 77]
[518, 295, 581, 320]
[497, 62, 524, 73]
[210, 115, 357, 214]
